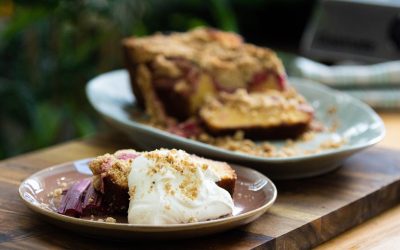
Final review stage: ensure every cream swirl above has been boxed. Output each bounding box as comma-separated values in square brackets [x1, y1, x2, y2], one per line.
[127, 149, 234, 225]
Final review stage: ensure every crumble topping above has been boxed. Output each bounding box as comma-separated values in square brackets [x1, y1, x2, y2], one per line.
[164, 182, 175, 196]
[205, 88, 307, 111]
[124, 27, 285, 80]
[142, 149, 208, 200]
[200, 88, 313, 129]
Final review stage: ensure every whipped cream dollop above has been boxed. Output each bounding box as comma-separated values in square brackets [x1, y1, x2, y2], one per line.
[127, 149, 234, 225]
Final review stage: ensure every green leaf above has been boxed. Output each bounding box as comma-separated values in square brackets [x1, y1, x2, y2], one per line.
[209, 0, 238, 31]
[1, 5, 50, 41]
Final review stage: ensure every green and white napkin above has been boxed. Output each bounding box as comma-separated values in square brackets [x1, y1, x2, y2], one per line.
[289, 57, 400, 109]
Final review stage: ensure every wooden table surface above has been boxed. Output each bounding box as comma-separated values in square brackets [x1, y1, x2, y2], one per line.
[316, 111, 400, 250]
[0, 111, 398, 249]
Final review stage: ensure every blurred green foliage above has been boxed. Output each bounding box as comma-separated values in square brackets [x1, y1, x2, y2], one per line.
[0, 0, 313, 159]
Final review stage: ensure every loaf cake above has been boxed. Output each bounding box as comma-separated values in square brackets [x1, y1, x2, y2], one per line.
[122, 27, 288, 123]
[199, 88, 314, 139]
[88, 149, 237, 214]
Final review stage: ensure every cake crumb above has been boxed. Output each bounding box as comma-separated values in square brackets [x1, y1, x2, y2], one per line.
[53, 188, 63, 197]
[48, 188, 63, 198]
[129, 186, 136, 200]
[300, 131, 315, 141]
[105, 217, 116, 223]
[327, 106, 337, 115]
[329, 119, 340, 132]
[187, 217, 198, 223]
[141, 115, 345, 158]
[320, 138, 346, 149]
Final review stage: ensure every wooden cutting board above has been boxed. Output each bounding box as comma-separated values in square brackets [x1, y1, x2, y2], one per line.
[1, 133, 400, 249]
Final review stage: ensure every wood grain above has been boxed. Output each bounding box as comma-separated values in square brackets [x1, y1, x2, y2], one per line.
[1, 126, 400, 249]
[316, 111, 400, 250]
[377, 112, 400, 149]
[315, 204, 400, 250]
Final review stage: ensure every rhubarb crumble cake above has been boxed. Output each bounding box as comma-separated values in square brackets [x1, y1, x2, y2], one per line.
[120, 27, 329, 157]
[57, 149, 237, 224]
[123, 27, 288, 123]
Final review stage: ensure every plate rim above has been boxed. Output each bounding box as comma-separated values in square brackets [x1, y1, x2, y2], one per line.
[19, 160, 277, 231]
[85, 69, 385, 163]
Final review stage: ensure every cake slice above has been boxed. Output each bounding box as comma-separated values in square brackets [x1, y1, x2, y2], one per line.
[199, 88, 314, 139]
[88, 149, 139, 213]
[88, 149, 237, 214]
[122, 27, 287, 123]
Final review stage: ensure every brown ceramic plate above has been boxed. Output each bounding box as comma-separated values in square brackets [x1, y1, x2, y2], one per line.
[19, 158, 277, 240]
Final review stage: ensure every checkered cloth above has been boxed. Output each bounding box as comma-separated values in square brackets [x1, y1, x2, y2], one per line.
[289, 57, 400, 109]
